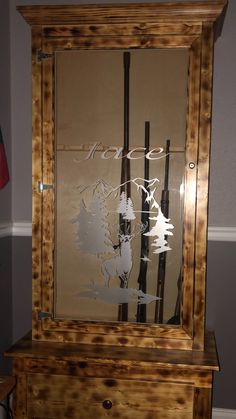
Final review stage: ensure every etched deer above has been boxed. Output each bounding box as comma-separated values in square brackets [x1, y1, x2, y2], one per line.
[101, 232, 133, 288]
[101, 223, 148, 288]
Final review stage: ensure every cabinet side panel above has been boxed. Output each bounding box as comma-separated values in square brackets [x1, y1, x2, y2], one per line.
[32, 27, 43, 340]
[194, 23, 214, 350]
[182, 37, 201, 336]
[41, 44, 55, 320]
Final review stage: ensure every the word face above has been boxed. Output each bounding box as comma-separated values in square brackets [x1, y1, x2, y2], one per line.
[83, 142, 166, 161]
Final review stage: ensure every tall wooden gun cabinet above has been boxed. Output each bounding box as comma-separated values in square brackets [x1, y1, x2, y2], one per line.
[6, 1, 227, 418]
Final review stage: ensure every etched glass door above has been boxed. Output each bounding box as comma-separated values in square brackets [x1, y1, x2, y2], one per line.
[54, 49, 188, 324]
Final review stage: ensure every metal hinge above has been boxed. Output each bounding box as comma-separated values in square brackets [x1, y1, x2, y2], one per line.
[37, 311, 52, 320]
[38, 181, 53, 193]
[37, 49, 53, 62]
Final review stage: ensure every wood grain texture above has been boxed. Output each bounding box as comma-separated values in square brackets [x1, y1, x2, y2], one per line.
[38, 315, 193, 349]
[10, 3, 225, 416]
[17, 2, 228, 26]
[43, 23, 202, 38]
[18, 1, 227, 350]
[41, 42, 54, 322]
[12, 360, 27, 417]
[5, 332, 218, 418]
[27, 374, 194, 418]
[6, 331, 219, 372]
[193, 23, 214, 350]
[31, 27, 43, 340]
[181, 37, 201, 337]
[193, 387, 213, 419]
[43, 34, 198, 50]
[24, 359, 213, 388]
[32, 33, 196, 348]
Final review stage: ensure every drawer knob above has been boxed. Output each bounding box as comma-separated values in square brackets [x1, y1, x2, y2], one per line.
[103, 399, 113, 410]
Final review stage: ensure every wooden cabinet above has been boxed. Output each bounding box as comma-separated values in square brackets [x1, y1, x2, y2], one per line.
[7, 332, 218, 419]
[6, 1, 227, 418]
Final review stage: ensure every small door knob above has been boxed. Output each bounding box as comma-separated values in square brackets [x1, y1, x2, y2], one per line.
[103, 399, 113, 410]
[189, 162, 195, 169]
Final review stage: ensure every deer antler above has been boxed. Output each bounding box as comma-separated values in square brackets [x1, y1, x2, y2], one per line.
[131, 221, 149, 238]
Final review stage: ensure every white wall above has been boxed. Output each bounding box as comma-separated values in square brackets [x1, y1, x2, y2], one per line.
[0, 0, 11, 224]
[10, 0, 31, 222]
[209, 0, 236, 227]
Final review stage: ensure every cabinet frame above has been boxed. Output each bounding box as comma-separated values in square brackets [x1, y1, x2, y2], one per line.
[18, 1, 227, 351]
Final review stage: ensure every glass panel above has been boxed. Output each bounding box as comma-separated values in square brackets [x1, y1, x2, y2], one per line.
[54, 49, 188, 324]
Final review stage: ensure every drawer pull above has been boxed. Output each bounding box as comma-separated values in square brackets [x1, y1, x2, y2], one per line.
[103, 399, 113, 410]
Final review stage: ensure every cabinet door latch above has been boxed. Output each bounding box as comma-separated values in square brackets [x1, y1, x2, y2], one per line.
[38, 181, 53, 193]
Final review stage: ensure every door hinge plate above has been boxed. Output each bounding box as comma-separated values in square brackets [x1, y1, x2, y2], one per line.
[37, 311, 52, 320]
[38, 181, 53, 193]
[37, 49, 53, 62]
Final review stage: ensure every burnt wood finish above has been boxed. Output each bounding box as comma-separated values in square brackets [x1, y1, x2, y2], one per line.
[31, 26, 43, 340]
[9, 2, 226, 418]
[194, 22, 214, 350]
[16, 1, 227, 351]
[6, 332, 218, 419]
[17, 2, 227, 26]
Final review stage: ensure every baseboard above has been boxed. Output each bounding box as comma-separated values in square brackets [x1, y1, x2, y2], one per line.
[0, 223, 12, 238]
[0, 222, 32, 237]
[12, 222, 32, 236]
[213, 408, 236, 419]
[208, 226, 236, 242]
[1, 222, 236, 241]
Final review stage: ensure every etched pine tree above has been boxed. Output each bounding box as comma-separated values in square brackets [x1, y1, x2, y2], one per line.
[76, 186, 114, 256]
[117, 191, 136, 220]
[124, 197, 136, 220]
[144, 207, 174, 254]
[76, 199, 92, 253]
[117, 191, 127, 216]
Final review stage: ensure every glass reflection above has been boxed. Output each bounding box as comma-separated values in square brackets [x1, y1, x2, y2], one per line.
[54, 49, 188, 324]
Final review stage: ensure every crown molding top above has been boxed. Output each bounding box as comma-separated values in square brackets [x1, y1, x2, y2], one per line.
[17, 1, 228, 26]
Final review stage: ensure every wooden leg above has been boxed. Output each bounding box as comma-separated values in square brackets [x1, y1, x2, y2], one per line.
[193, 387, 212, 419]
[12, 374, 27, 418]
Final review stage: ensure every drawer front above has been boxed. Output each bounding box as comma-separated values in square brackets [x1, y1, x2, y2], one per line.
[27, 374, 194, 418]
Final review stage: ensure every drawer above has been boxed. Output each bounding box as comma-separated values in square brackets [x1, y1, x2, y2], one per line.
[27, 373, 194, 418]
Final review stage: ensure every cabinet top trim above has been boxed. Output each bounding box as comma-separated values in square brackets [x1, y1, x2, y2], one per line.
[17, 1, 227, 26]
[5, 331, 219, 371]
